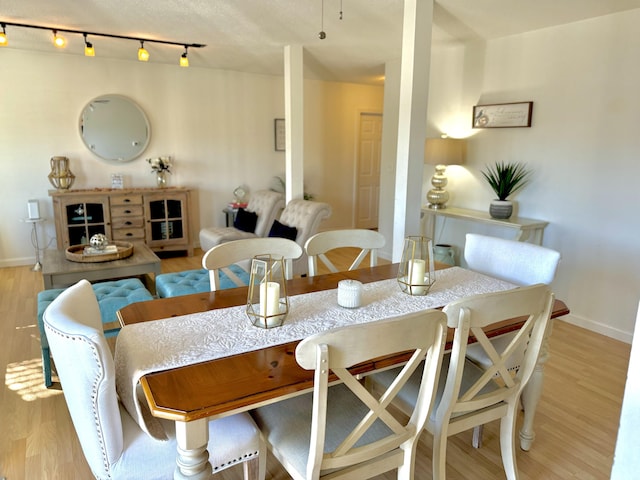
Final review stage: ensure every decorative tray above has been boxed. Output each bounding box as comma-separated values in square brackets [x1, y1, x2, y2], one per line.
[65, 241, 134, 263]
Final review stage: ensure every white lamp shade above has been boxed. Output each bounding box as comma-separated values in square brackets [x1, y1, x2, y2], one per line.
[424, 137, 465, 166]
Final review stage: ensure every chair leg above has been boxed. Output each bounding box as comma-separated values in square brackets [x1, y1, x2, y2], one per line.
[243, 433, 267, 480]
[472, 424, 484, 448]
[42, 346, 52, 388]
[499, 404, 519, 480]
[432, 426, 449, 480]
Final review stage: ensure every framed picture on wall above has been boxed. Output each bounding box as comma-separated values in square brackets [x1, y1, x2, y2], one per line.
[274, 118, 285, 151]
[472, 101, 533, 128]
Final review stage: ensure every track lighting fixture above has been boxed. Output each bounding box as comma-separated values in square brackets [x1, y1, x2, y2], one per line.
[0, 23, 7, 47]
[83, 33, 95, 57]
[0, 21, 205, 65]
[52, 30, 66, 48]
[179, 46, 189, 67]
[137, 40, 149, 62]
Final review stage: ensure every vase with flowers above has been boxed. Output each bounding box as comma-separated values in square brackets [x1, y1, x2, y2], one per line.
[148, 156, 172, 188]
[481, 161, 531, 219]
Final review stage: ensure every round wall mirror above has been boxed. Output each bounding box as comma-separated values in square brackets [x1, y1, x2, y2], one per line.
[79, 94, 150, 162]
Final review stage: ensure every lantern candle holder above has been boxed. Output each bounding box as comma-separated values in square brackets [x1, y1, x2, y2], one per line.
[246, 254, 289, 328]
[397, 236, 436, 296]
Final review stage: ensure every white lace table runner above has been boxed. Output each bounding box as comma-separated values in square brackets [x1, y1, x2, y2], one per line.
[114, 267, 515, 439]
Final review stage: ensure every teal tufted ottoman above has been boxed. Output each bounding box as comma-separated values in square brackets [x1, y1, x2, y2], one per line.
[155, 264, 251, 298]
[37, 278, 153, 387]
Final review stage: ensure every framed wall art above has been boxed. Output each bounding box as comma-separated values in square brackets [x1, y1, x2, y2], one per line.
[274, 118, 285, 151]
[472, 101, 533, 128]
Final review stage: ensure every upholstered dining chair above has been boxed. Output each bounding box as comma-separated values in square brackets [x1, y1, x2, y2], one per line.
[43, 279, 266, 480]
[369, 284, 554, 480]
[463, 233, 561, 447]
[274, 198, 332, 276]
[251, 310, 447, 480]
[304, 228, 386, 277]
[199, 189, 285, 252]
[202, 237, 303, 290]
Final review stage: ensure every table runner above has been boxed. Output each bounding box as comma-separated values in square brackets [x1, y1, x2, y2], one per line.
[115, 267, 515, 439]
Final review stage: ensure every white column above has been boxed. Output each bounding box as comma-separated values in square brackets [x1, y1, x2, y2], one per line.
[284, 45, 304, 202]
[391, 0, 433, 261]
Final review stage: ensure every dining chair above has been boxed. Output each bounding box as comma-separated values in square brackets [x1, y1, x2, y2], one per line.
[202, 237, 303, 290]
[369, 284, 554, 480]
[250, 310, 447, 480]
[463, 233, 561, 447]
[199, 189, 285, 252]
[43, 279, 266, 480]
[274, 198, 332, 276]
[304, 228, 386, 277]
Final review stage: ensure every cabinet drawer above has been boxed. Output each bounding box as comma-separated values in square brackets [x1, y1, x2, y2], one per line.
[111, 194, 143, 207]
[111, 217, 144, 229]
[111, 228, 145, 241]
[111, 205, 144, 217]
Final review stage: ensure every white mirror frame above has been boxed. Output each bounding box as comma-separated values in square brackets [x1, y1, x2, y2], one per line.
[79, 94, 151, 162]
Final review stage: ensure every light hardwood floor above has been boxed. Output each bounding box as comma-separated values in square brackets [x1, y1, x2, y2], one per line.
[0, 249, 630, 479]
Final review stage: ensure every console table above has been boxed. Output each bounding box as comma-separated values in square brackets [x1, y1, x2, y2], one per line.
[421, 206, 548, 245]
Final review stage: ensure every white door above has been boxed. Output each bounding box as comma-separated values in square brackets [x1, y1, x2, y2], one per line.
[355, 113, 382, 229]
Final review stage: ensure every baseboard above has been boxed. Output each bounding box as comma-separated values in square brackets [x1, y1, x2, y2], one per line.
[560, 313, 632, 344]
[0, 256, 34, 268]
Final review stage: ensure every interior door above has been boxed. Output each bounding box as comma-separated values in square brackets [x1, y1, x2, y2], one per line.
[355, 113, 382, 229]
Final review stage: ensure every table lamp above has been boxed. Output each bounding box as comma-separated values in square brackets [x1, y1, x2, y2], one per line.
[424, 136, 465, 209]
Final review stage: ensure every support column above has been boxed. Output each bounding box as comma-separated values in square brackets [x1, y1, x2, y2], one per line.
[391, 0, 433, 261]
[284, 45, 304, 202]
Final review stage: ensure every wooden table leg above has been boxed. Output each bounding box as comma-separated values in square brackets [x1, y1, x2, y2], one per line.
[519, 322, 553, 451]
[174, 418, 212, 480]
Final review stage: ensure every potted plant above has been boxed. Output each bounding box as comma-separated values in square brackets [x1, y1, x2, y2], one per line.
[481, 161, 531, 219]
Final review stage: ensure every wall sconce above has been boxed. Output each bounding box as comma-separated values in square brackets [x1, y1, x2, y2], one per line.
[424, 135, 466, 209]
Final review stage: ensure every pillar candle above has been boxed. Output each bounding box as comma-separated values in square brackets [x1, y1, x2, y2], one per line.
[260, 281, 280, 319]
[409, 258, 426, 295]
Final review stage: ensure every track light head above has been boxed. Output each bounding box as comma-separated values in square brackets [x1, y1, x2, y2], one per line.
[83, 33, 95, 57]
[0, 24, 7, 47]
[137, 40, 149, 61]
[52, 30, 66, 48]
[179, 46, 189, 67]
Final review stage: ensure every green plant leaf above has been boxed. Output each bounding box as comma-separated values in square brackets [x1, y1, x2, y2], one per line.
[481, 161, 531, 200]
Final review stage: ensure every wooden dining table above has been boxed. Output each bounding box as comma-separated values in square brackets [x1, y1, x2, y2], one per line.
[117, 263, 569, 479]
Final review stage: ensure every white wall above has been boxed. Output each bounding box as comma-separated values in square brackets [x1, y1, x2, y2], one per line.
[424, 10, 640, 341]
[0, 49, 383, 266]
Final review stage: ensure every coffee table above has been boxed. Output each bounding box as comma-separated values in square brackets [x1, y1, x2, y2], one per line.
[41, 241, 161, 290]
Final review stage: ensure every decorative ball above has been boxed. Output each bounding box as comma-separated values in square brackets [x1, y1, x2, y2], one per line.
[89, 233, 109, 250]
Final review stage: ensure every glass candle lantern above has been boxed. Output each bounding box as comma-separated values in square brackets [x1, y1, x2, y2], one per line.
[397, 236, 436, 296]
[246, 254, 289, 328]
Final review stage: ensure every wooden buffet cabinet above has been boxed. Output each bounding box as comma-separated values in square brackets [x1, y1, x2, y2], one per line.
[49, 187, 193, 256]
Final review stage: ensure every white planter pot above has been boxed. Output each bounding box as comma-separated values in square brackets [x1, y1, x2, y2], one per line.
[489, 200, 513, 219]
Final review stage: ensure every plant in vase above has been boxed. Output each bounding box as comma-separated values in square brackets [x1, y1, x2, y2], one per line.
[481, 161, 531, 219]
[148, 156, 172, 188]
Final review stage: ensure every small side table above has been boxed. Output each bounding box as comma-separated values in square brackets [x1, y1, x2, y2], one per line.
[222, 207, 238, 227]
[22, 217, 45, 271]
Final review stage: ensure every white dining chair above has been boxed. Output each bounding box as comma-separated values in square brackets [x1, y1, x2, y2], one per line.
[199, 189, 285, 252]
[202, 237, 303, 290]
[369, 284, 554, 480]
[304, 228, 386, 277]
[463, 233, 561, 447]
[43, 279, 266, 480]
[250, 309, 447, 480]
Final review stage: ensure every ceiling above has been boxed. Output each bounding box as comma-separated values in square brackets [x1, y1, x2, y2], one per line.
[3, 0, 640, 85]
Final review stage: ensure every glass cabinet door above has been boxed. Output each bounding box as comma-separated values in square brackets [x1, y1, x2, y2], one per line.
[63, 200, 108, 246]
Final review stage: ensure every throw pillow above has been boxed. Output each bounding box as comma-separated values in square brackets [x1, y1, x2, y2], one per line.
[233, 208, 258, 233]
[268, 219, 298, 241]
